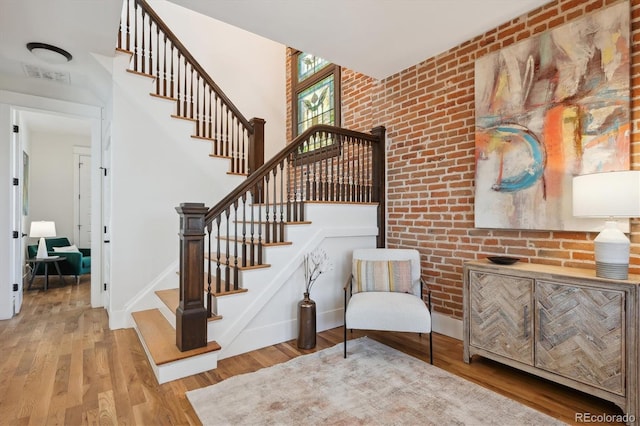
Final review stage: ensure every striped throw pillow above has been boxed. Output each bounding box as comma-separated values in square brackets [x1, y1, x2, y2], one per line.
[352, 259, 413, 294]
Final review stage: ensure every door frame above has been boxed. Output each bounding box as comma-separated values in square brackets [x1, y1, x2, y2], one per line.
[1, 90, 104, 315]
[101, 125, 111, 310]
[73, 147, 92, 249]
[9, 109, 23, 314]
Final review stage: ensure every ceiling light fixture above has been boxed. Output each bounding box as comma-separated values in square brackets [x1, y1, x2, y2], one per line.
[26, 42, 73, 64]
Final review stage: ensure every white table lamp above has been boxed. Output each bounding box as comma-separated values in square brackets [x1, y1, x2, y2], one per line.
[29, 221, 56, 259]
[573, 171, 640, 279]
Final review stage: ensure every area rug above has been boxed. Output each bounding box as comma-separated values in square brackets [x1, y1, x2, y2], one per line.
[187, 337, 565, 425]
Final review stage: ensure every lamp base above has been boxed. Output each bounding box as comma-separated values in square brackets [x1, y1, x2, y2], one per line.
[36, 237, 49, 259]
[594, 221, 629, 280]
[595, 262, 629, 280]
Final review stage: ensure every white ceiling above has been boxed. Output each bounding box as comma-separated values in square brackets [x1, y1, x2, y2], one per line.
[168, 0, 552, 80]
[0, 0, 551, 132]
[0, 0, 122, 101]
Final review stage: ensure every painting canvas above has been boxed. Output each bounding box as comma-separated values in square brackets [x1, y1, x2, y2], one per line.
[474, 1, 630, 231]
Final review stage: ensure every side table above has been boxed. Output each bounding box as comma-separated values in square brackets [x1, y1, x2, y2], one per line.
[27, 256, 66, 291]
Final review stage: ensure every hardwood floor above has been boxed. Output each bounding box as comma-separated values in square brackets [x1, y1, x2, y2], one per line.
[0, 277, 626, 425]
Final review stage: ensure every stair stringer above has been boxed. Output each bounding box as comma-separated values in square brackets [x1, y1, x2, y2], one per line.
[111, 260, 178, 329]
[209, 203, 379, 360]
[110, 51, 242, 179]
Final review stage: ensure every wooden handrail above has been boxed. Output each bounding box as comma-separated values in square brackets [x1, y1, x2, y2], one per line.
[205, 124, 381, 223]
[134, 0, 252, 130]
[118, 0, 265, 174]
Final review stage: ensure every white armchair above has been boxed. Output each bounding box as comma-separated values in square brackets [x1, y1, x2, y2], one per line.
[344, 248, 433, 363]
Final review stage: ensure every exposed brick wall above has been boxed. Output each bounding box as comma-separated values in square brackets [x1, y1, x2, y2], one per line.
[287, 0, 638, 320]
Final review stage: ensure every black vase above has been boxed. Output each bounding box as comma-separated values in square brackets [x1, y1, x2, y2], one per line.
[297, 292, 317, 349]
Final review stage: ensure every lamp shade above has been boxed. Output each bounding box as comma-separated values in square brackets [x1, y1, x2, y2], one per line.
[29, 221, 56, 238]
[573, 170, 640, 218]
[29, 221, 56, 259]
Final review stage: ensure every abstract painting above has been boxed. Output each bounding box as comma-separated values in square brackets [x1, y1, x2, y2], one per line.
[474, 1, 630, 231]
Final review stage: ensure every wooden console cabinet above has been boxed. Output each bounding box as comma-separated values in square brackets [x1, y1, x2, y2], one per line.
[463, 260, 638, 422]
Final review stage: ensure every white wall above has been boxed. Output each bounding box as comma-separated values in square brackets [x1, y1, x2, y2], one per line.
[27, 132, 90, 246]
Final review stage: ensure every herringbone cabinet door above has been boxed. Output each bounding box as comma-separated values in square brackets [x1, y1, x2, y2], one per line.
[469, 271, 534, 365]
[535, 280, 625, 396]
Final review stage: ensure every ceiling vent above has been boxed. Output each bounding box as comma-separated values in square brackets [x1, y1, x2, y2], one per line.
[22, 64, 70, 84]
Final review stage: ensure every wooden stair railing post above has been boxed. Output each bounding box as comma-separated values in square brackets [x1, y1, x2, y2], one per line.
[248, 117, 265, 175]
[370, 126, 386, 248]
[175, 202, 208, 351]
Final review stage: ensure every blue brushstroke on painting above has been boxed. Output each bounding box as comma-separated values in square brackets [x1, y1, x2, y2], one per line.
[492, 126, 545, 192]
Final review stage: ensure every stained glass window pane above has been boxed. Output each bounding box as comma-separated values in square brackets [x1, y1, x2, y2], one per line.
[297, 74, 335, 135]
[297, 53, 330, 82]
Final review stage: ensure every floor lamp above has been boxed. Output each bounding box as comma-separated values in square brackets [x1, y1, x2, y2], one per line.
[29, 221, 56, 259]
[573, 171, 640, 280]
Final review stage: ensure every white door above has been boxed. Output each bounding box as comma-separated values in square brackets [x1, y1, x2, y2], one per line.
[10, 117, 24, 314]
[101, 131, 111, 309]
[74, 148, 92, 248]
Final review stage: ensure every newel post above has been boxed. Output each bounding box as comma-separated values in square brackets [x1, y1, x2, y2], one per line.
[371, 126, 386, 248]
[175, 202, 208, 351]
[248, 117, 265, 175]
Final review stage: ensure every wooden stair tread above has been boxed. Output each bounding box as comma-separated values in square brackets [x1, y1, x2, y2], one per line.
[306, 200, 378, 205]
[170, 114, 197, 122]
[156, 289, 223, 321]
[156, 289, 178, 312]
[204, 254, 270, 270]
[192, 135, 219, 143]
[115, 47, 133, 55]
[215, 235, 292, 247]
[208, 153, 232, 160]
[238, 220, 312, 226]
[150, 93, 178, 102]
[132, 309, 220, 366]
[171, 274, 250, 297]
[202, 276, 249, 296]
[126, 68, 155, 79]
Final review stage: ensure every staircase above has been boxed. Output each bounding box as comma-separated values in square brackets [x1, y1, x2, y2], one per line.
[115, 0, 384, 384]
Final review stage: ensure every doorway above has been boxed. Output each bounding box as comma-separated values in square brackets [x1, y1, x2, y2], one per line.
[4, 101, 104, 319]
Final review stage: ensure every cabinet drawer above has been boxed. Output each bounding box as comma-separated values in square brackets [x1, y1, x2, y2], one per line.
[535, 280, 625, 396]
[469, 271, 534, 365]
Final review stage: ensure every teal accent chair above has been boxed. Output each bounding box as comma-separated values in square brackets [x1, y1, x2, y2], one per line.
[27, 237, 91, 285]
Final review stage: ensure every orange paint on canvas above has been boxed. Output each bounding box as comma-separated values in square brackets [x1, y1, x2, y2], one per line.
[543, 105, 579, 198]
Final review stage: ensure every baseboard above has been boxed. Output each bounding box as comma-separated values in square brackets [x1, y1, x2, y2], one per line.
[219, 308, 343, 360]
[107, 261, 179, 330]
[109, 308, 134, 330]
[219, 309, 461, 360]
[432, 312, 462, 340]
